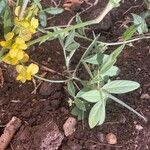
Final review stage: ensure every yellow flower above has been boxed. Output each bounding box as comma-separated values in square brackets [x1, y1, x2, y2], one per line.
[9, 48, 24, 60]
[0, 32, 14, 49]
[16, 63, 39, 83]
[2, 50, 29, 65]
[29, 17, 39, 33]
[11, 37, 27, 50]
[3, 53, 19, 65]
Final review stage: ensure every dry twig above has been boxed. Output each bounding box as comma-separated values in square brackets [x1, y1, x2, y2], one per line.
[0, 117, 22, 150]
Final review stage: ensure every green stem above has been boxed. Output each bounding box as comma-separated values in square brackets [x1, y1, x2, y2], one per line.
[34, 75, 68, 83]
[73, 36, 99, 77]
[28, 0, 120, 46]
[76, 34, 150, 46]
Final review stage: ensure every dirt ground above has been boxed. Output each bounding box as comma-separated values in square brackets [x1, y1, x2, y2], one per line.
[0, 0, 150, 149]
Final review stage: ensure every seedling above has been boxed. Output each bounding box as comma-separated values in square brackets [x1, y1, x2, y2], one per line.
[0, 0, 147, 128]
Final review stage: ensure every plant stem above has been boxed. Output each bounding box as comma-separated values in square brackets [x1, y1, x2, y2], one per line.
[76, 34, 150, 46]
[58, 38, 67, 69]
[28, 0, 120, 46]
[73, 36, 99, 77]
[19, 0, 29, 20]
[34, 75, 68, 83]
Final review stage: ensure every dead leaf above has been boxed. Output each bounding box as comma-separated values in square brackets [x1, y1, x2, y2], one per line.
[63, 0, 85, 11]
[0, 67, 4, 88]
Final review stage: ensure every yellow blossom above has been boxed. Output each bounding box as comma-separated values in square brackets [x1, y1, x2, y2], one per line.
[0, 32, 14, 49]
[29, 17, 39, 33]
[16, 63, 39, 83]
[11, 37, 27, 50]
[2, 50, 29, 65]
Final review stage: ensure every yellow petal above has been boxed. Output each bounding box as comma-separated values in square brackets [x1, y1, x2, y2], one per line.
[15, 37, 25, 44]
[0, 41, 12, 48]
[9, 49, 18, 58]
[16, 65, 24, 73]
[0, 41, 7, 47]
[29, 27, 36, 34]
[21, 53, 29, 62]
[5, 32, 14, 41]
[20, 29, 32, 41]
[27, 63, 39, 75]
[19, 43, 27, 50]
[2, 54, 11, 64]
[15, 6, 20, 17]
[26, 73, 32, 80]
[21, 20, 30, 28]
[31, 17, 39, 29]
[11, 58, 19, 65]
[17, 50, 24, 60]
[16, 74, 26, 83]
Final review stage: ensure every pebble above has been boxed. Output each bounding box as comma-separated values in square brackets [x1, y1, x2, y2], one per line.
[135, 124, 143, 131]
[140, 94, 150, 100]
[106, 133, 117, 145]
[63, 117, 77, 137]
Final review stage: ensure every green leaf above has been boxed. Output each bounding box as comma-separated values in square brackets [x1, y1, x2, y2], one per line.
[65, 30, 75, 48]
[132, 13, 148, 34]
[102, 80, 140, 94]
[67, 81, 75, 97]
[123, 25, 137, 41]
[98, 100, 106, 125]
[100, 45, 124, 74]
[76, 14, 86, 36]
[39, 11, 47, 27]
[74, 98, 86, 111]
[34, 0, 42, 10]
[71, 106, 83, 120]
[101, 66, 120, 78]
[107, 94, 147, 122]
[83, 53, 103, 65]
[44, 7, 64, 15]
[3, 7, 12, 35]
[65, 42, 80, 52]
[76, 89, 102, 103]
[0, 0, 6, 14]
[88, 101, 105, 128]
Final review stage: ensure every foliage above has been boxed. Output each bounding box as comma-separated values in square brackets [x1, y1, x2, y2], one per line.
[0, 0, 147, 128]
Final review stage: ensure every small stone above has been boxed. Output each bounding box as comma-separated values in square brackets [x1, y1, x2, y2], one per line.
[106, 133, 117, 145]
[63, 117, 77, 137]
[135, 124, 143, 131]
[140, 94, 150, 100]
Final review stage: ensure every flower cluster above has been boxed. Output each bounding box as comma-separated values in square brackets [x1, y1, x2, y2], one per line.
[0, 5, 39, 82]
